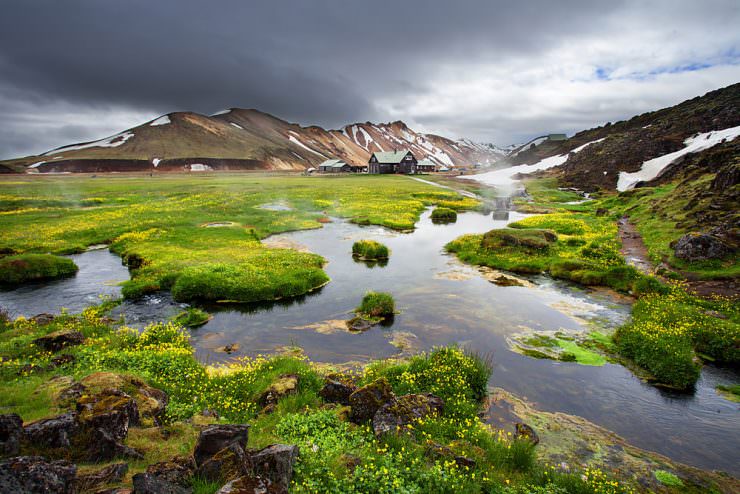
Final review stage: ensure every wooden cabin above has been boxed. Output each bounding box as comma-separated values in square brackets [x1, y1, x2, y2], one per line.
[368, 150, 417, 174]
[318, 159, 351, 173]
[415, 159, 437, 173]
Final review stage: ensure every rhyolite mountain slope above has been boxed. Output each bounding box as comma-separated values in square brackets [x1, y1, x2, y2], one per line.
[3, 109, 504, 173]
[506, 82, 740, 192]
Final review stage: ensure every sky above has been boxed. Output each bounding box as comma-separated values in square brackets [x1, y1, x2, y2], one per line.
[1, 0, 739, 159]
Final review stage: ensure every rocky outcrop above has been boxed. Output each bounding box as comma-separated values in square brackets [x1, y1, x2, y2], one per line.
[514, 422, 540, 445]
[24, 412, 79, 449]
[349, 378, 395, 423]
[75, 462, 128, 492]
[258, 375, 298, 411]
[318, 377, 357, 405]
[674, 232, 732, 261]
[195, 442, 252, 483]
[194, 424, 250, 466]
[77, 389, 140, 442]
[145, 456, 196, 487]
[215, 475, 281, 494]
[0, 456, 76, 493]
[77, 372, 169, 424]
[251, 444, 299, 492]
[372, 393, 444, 436]
[132, 472, 192, 494]
[0, 414, 23, 456]
[32, 329, 84, 352]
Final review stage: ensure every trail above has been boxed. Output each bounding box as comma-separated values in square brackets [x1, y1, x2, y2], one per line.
[617, 216, 654, 275]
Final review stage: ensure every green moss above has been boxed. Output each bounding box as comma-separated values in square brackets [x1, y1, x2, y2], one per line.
[352, 240, 389, 260]
[0, 254, 78, 287]
[654, 469, 683, 487]
[430, 207, 458, 223]
[555, 340, 607, 366]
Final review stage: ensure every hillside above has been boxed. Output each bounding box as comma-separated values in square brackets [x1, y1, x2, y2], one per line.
[2, 110, 504, 174]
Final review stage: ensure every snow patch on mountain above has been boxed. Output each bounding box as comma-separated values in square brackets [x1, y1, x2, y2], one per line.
[150, 115, 171, 126]
[287, 133, 327, 158]
[43, 132, 135, 156]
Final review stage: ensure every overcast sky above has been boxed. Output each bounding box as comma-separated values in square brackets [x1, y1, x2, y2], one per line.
[1, 0, 739, 158]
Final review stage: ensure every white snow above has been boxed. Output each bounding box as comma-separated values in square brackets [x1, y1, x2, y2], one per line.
[152, 158, 162, 168]
[617, 126, 740, 191]
[211, 109, 231, 116]
[287, 133, 327, 158]
[291, 152, 305, 161]
[29, 161, 46, 169]
[431, 150, 454, 167]
[358, 127, 376, 150]
[230, 122, 244, 130]
[461, 138, 606, 189]
[43, 132, 135, 156]
[510, 136, 549, 157]
[189, 164, 212, 172]
[150, 115, 171, 126]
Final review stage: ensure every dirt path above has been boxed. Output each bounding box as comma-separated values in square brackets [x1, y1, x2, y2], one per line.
[617, 216, 654, 274]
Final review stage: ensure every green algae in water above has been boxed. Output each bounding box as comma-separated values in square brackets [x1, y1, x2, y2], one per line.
[716, 384, 740, 403]
[556, 339, 607, 366]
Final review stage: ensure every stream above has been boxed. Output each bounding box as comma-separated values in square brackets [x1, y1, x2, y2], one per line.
[1, 206, 738, 475]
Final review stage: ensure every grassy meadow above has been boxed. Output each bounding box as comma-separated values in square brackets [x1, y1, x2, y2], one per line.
[0, 174, 477, 302]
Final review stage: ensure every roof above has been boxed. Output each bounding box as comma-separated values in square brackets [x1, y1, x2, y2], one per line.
[371, 150, 411, 163]
[417, 158, 436, 167]
[318, 159, 346, 167]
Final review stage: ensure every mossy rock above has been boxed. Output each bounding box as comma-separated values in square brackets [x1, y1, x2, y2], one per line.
[349, 378, 395, 423]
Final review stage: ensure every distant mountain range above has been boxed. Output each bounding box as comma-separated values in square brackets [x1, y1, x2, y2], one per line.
[0, 109, 506, 173]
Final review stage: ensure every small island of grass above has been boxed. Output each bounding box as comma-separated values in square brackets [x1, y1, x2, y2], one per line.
[0, 253, 79, 287]
[431, 207, 457, 223]
[172, 307, 212, 328]
[347, 291, 396, 331]
[352, 240, 390, 260]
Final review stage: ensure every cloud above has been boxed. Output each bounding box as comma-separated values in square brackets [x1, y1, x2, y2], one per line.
[0, 0, 738, 158]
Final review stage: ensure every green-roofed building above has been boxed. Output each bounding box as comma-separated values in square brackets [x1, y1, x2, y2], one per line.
[368, 149, 418, 174]
[318, 158, 351, 173]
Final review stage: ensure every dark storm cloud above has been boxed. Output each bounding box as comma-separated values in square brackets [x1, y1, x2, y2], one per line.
[1, 0, 739, 158]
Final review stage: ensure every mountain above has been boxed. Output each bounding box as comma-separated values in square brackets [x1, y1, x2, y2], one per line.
[2, 109, 505, 173]
[504, 82, 740, 191]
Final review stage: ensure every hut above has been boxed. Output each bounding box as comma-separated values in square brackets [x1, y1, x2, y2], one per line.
[368, 150, 417, 174]
[415, 159, 437, 173]
[318, 159, 351, 173]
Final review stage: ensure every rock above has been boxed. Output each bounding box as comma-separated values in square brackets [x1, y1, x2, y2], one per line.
[0, 456, 76, 493]
[339, 453, 361, 472]
[87, 427, 144, 462]
[78, 372, 169, 423]
[349, 378, 395, 423]
[32, 329, 84, 352]
[215, 476, 281, 494]
[194, 424, 250, 466]
[145, 456, 196, 487]
[490, 275, 523, 287]
[515, 422, 540, 445]
[29, 313, 55, 325]
[251, 444, 299, 491]
[425, 441, 476, 469]
[0, 414, 23, 456]
[132, 473, 192, 494]
[318, 378, 356, 405]
[346, 316, 374, 332]
[372, 393, 444, 436]
[49, 354, 76, 369]
[56, 382, 87, 407]
[75, 462, 128, 491]
[674, 232, 732, 261]
[195, 442, 251, 483]
[77, 389, 140, 442]
[595, 208, 609, 217]
[24, 412, 79, 449]
[258, 375, 299, 408]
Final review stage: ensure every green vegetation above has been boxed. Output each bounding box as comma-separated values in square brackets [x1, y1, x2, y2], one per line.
[431, 206, 458, 223]
[514, 333, 606, 366]
[716, 384, 740, 402]
[0, 174, 477, 302]
[351, 240, 389, 260]
[654, 470, 683, 487]
[172, 307, 211, 327]
[356, 291, 395, 318]
[0, 306, 639, 493]
[0, 253, 78, 287]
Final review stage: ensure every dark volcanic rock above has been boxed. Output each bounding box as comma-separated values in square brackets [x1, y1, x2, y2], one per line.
[215, 475, 281, 494]
[0, 414, 23, 456]
[32, 329, 84, 352]
[515, 422, 540, 445]
[195, 442, 251, 483]
[145, 456, 196, 487]
[24, 412, 79, 449]
[372, 393, 444, 436]
[318, 378, 356, 405]
[674, 232, 732, 261]
[29, 313, 55, 325]
[194, 424, 250, 466]
[75, 462, 128, 491]
[349, 378, 395, 423]
[77, 389, 140, 442]
[425, 441, 477, 469]
[251, 444, 299, 491]
[258, 375, 299, 408]
[0, 456, 76, 493]
[132, 472, 192, 494]
[87, 428, 143, 462]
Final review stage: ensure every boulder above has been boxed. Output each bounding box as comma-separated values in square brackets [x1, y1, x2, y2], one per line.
[86, 428, 143, 462]
[514, 422, 540, 445]
[77, 389, 140, 442]
[348, 378, 395, 423]
[0, 413, 23, 456]
[29, 313, 55, 325]
[194, 424, 250, 466]
[49, 354, 76, 369]
[251, 444, 299, 491]
[195, 442, 251, 483]
[674, 232, 732, 262]
[0, 456, 76, 493]
[78, 372, 169, 423]
[215, 476, 282, 494]
[372, 393, 444, 436]
[425, 441, 476, 469]
[318, 378, 356, 405]
[32, 329, 84, 352]
[75, 462, 128, 492]
[132, 473, 192, 494]
[24, 412, 79, 449]
[145, 456, 196, 487]
[258, 375, 299, 408]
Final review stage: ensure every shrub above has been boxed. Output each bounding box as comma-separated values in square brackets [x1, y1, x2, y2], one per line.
[482, 229, 556, 251]
[0, 254, 78, 286]
[356, 291, 395, 317]
[352, 240, 389, 260]
[431, 207, 457, 223]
